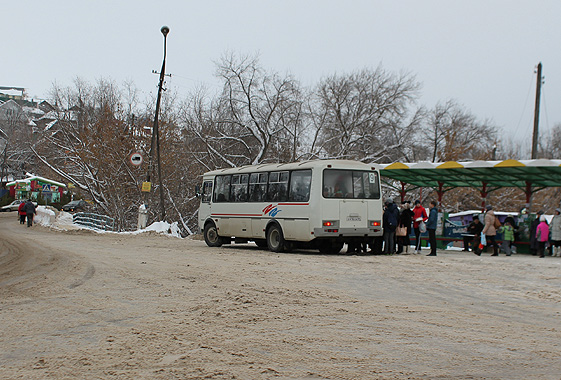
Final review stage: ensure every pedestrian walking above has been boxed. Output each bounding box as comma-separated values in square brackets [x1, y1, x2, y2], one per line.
[551, 208, 561, 257]
[482, 205, 499, 256]
[426, 201, 438, 256]
[536, 215, 550, 258]
[23, 199, 37, 227]
[412, 200, 428, 254]
[18, 201, 26, 224]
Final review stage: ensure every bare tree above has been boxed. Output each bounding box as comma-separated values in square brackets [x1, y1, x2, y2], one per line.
[35, 78, 148, 229]
[309, 67, 423, 163]
[0, 100, 34, 185]
[423, 100, 497, 162]
[192, 52, 306, 167]
[538, 123, 561, 159]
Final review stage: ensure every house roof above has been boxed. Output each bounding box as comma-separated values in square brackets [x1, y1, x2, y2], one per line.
[6, 175, 67, 188]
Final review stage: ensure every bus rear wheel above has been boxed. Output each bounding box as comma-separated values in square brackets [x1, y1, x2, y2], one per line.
[318, 241, 344, 254]
[204, 223, 223, 247]
[267, 224, 285, 253]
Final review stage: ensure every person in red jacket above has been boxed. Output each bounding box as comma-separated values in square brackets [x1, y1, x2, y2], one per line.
[17, 201, 26, 225]
[412, 200, 428, 254]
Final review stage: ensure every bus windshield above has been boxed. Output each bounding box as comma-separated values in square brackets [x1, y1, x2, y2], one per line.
[323, 169, 380, 199]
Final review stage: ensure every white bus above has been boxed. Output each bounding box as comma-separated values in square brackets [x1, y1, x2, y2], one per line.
[197, 159, 383, 254]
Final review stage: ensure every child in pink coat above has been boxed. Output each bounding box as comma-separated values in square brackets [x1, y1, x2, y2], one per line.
[536, 215, 550, 258]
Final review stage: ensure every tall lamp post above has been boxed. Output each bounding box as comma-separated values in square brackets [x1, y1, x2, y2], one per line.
[147, 25, 169, 222]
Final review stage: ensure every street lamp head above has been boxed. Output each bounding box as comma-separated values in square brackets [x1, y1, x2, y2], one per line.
[161, 26, 170, 37]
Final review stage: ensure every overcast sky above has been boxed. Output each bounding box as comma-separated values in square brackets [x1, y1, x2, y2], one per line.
[3, 0, 560, 152]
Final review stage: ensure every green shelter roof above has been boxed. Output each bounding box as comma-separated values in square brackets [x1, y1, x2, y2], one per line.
[378, 159, 561, 191]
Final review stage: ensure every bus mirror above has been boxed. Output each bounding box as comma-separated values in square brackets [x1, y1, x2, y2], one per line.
[195, 184, 201, 197]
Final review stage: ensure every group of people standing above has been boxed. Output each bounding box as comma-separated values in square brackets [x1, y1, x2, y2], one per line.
[529, 208, 561, 258]
[384, 199, 561, 258]
[382, 199, 438, 256]
[464, 205, 561, 258]
[17, 199, 37, 227]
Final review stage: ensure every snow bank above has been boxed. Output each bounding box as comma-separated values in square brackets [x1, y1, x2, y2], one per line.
[35, 206, 56, 226]
[34, 207, 182, 238]
[130, 221, 182, 238]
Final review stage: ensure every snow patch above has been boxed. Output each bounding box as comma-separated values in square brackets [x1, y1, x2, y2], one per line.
[36, 206, 182, 238]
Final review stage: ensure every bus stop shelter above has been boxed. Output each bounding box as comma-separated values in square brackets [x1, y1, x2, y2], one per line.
[377, 159, 561, 210]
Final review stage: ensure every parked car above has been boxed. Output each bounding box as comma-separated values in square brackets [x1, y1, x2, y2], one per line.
[1, 200, 37, 212]
[62, 200, 88, 212]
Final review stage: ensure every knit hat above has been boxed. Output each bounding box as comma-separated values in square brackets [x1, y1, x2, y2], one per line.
[485, 205, 492, 210]
[414, 200, 421, 205]
[556, 208, 561, 214]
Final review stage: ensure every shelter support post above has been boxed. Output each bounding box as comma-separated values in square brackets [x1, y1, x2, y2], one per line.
[400, 181, 407, 203]
[525, 181, 532, 212]
[480, 182, 488, 211]
[437, 181, 444, 208]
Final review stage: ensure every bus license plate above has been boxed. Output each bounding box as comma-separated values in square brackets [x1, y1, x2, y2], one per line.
[347, 216, 361, 221]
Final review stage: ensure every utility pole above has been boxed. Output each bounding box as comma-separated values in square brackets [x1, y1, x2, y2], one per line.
[531, 62, 543, 159]
[146, 26, 169, 222]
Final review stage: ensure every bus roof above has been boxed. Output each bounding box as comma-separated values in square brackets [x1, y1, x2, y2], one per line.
[202, 159, 377, 177]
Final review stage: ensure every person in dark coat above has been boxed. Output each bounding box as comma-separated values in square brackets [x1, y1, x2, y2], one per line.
[529, 210, 544, 255]
[426, 201, 439, 256]
[465, 215, 484, 255]
[383, 199, 399, 255]
[23, 199, 37, 227]
[18, 201, 26, 224]
[396, 201, 414, 254]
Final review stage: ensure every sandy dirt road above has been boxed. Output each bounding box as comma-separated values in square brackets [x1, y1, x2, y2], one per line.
[0, 212, 560, 379]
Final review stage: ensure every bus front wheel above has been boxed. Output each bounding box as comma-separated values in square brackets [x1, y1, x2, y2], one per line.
[267, 224, 285, 253]
[204, 223, 223, 247]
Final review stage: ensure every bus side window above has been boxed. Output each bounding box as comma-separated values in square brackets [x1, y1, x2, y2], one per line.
[214, 175, 231, 202]
[202, 181, 213, 203]
[289, 170, 311, 202]
[267, 171, 289, 202]
[249, 172, 268, 202]
[230, 174, 249, 202]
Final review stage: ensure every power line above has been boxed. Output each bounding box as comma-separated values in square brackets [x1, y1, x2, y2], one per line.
[512, 70, 536, 141]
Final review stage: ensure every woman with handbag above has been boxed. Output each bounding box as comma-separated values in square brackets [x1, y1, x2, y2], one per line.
[412, 200, 428, 254]
[396, 201, 414, 254]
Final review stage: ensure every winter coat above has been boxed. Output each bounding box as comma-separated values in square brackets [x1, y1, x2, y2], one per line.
[467, 220, 483, 236]
[23, 201, 36, 216]
[18, 202, 26, 216]
[426, 207, 438, 230]
[399, 208, 414, 234]
[529, 218, 540, 250]
[482, 210, 497, 236]
[551, 215, 561, 241]
[498, 225, 514, 242]
[536, 221, 550, 242]
[383, 203, 399, 231]
[412, 205, 427, 228]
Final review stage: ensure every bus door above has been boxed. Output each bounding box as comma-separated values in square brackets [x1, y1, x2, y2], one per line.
[339, 199, 367, 230]
[199, 180, 213, 225]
